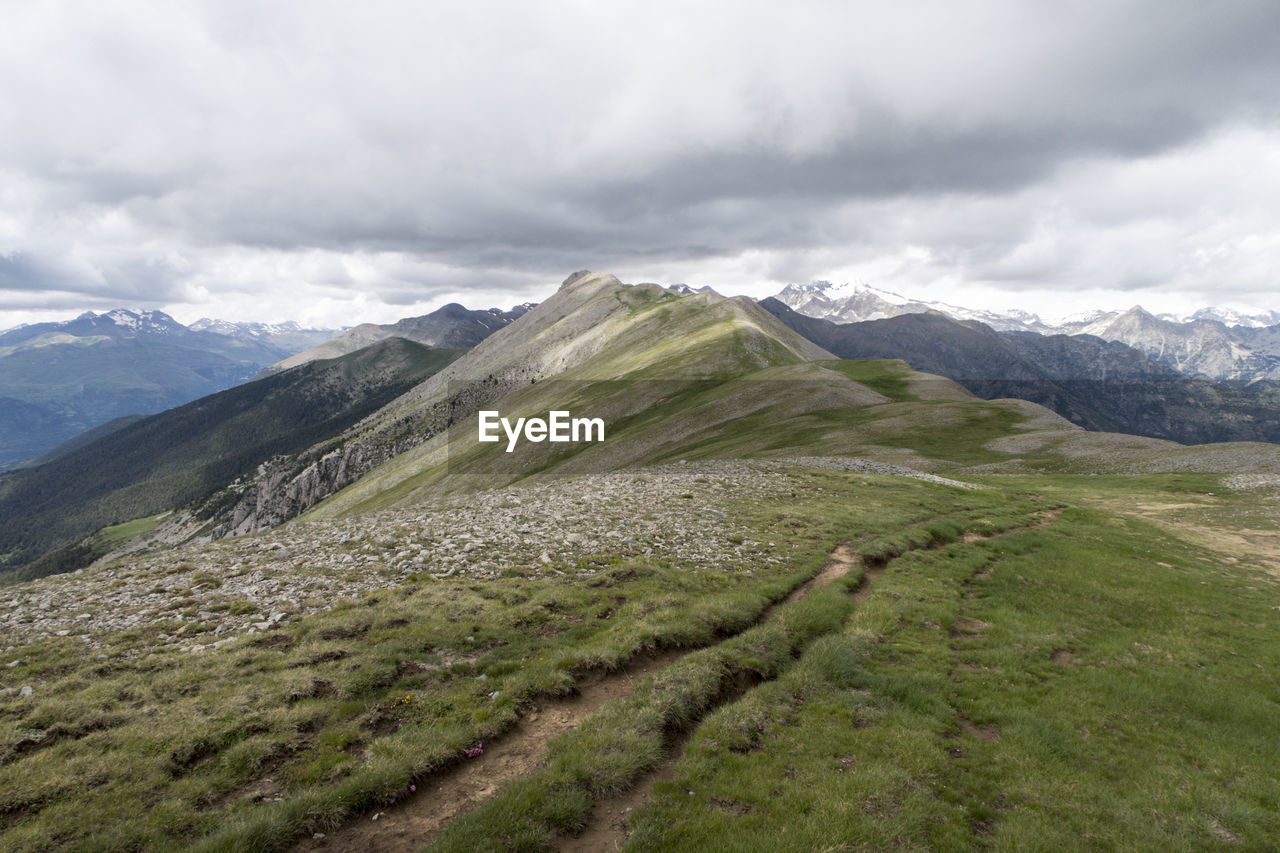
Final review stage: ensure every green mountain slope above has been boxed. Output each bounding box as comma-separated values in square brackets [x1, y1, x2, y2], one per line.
[0, 338, 462, 581]
[201, 271, 837, 532]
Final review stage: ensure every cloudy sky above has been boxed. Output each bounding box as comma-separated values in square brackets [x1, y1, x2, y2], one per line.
[2, 0, 1279, 329]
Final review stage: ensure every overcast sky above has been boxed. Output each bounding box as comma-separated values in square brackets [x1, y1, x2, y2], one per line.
[2, 1, 1279, 329]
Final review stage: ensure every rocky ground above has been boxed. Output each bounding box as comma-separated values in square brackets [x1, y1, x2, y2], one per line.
[0, 457, 969, 665]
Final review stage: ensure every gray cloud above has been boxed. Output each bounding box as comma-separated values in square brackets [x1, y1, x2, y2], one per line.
[2, 1, 1280, 327]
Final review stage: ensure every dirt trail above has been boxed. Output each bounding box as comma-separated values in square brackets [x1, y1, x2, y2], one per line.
[958, 508, 1062, 545]
[554, 545, 863, 853]
[558, 747, 682, 853]
[779, 543, 858, 605]
[295, 649, 682, 853]
[295, 545, 859, 853]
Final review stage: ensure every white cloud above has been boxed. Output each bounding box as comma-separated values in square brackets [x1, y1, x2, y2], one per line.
[1, 1, 1279, 329]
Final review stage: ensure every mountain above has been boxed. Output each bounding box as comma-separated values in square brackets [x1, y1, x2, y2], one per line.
[194, 271, 839, 534]
[74, 271, 1279, 560]
[0, 271, 851, 575]
[774, 281, 1053, 332]
[267, 302, 534, 373]
[5, 271, 1280, 852]
[11, 280, 1276, 579]
[773, 281, 1280, 381]
[15, 414, 150, 468]
[0, 338, 462, 581]
[0, 309, 337, 469]
[1190, 306, 1280, 327]
[1055, 306, 1280, 381]
[759, 299, 1280, 445]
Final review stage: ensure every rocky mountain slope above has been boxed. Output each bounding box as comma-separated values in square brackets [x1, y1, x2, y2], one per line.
[267, 302, 532, 373]
[1055, 305, 1280, 380]
[773, 281, 1280, 381]
[0, 310, 334, 469]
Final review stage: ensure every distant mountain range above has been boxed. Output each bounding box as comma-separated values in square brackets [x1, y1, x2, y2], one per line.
[774, 281, 1280, 381]
[0, 338, 462, 581]
[0, 310, 337, 469]
[187, 316, 341, 352]
[759, 299, 1280, 446]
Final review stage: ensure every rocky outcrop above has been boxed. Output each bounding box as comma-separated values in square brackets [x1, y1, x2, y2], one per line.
[204, 372, 534, 537]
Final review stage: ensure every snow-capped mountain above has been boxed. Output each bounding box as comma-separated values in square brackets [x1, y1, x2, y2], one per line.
[1188, 307, 1280, 328]
[190, 317, 332, 337]
[187, 317, 336, 353]
[773, 282, 1058, 333]
[771, 282, 1280, 382]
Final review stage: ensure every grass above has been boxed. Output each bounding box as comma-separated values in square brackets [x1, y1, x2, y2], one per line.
[426, 565, 867, 852]
[96, 512, 169, 548]
[820, 359, 915, 401]
[622, 503, 1280, 851]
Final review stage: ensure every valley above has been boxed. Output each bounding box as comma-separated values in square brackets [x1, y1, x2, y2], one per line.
[0, 274, 1276, 851]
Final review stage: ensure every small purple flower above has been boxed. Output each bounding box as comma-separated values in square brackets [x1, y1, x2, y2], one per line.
[465, 740, 484, 758]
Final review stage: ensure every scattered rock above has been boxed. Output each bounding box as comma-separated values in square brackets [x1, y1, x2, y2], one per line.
[0, 457, 970, 653]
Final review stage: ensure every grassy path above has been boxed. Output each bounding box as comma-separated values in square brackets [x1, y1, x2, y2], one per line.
[0, 468, 1054, 851]
[556, 519, 1054, 852]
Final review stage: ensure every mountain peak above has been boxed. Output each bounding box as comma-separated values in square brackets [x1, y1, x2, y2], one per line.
[104, 308, 141, 327]
[559, 270, 600, 291]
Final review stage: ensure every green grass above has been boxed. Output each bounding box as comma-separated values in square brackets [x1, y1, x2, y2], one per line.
[426, 568, 866, 853]
[623, 504, 1280, 851]
[96, 512, 169, 548]
[820, 359, 915, 401]
[423, 508, 1044, 853]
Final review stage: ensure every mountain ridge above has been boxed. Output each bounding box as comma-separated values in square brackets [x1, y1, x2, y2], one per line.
[0, 337, 463, 581]
[266, 302, 534, 374]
